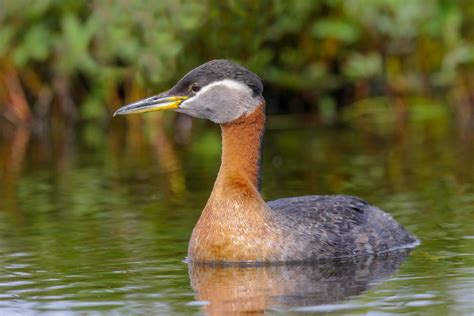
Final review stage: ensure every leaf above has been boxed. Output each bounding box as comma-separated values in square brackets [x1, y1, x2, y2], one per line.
[12, 24, 53, 66]
[0, 26, 14, 55]
[312, 18, 360, 43]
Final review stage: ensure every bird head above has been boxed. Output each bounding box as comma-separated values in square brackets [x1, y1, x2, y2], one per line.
[114, 59, 263, 124]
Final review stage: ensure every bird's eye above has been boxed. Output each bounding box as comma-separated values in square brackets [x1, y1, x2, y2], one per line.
[191, 84, 201, 93]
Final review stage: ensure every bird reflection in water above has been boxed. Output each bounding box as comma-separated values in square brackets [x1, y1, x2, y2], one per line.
[188, 249, 411, 315]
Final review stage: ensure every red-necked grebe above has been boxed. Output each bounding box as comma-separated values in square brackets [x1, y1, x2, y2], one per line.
[114, 59, 418, 263]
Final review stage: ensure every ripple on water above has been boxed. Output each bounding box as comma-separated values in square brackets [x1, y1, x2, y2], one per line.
[289, 302, 379, 313]
[405, 300, 444, 307]
[0, 281, 36, 288]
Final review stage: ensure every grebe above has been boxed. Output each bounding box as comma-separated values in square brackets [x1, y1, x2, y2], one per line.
[114, 59, 418, 263]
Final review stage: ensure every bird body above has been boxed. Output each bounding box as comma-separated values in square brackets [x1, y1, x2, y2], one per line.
[114, 59, 418, 263]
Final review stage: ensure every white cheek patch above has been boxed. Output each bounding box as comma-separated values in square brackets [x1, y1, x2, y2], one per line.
[194, 79, 252, 103]
[207, 79, 248, 93]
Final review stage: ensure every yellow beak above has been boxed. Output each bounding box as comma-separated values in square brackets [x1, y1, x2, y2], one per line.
[113, 95, 188, 116]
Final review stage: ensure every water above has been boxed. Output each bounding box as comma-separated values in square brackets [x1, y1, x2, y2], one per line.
[0, 109, 473, 315]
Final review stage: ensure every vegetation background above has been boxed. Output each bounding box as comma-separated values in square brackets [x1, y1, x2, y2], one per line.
[0, 0, 473, 137]
[0, 2, 473, 314]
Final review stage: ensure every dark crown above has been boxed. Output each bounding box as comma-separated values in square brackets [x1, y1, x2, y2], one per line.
[172, 59, 263, 97]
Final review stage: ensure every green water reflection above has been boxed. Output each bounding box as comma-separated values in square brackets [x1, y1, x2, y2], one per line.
[0, 108, 473, 315]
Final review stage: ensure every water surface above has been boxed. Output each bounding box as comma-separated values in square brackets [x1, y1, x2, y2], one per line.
[0, 108, 473, 315]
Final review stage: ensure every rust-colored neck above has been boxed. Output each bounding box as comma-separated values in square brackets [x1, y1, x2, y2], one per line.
[214, 102, 265, 194]
[189, 101, 283, 262]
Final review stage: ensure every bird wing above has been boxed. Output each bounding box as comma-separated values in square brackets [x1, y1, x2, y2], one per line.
[266, 195, 417, 259]
[267, 195, 370, 232]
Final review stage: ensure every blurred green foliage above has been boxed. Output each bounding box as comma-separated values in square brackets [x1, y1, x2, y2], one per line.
[0, 0, 472, 125]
